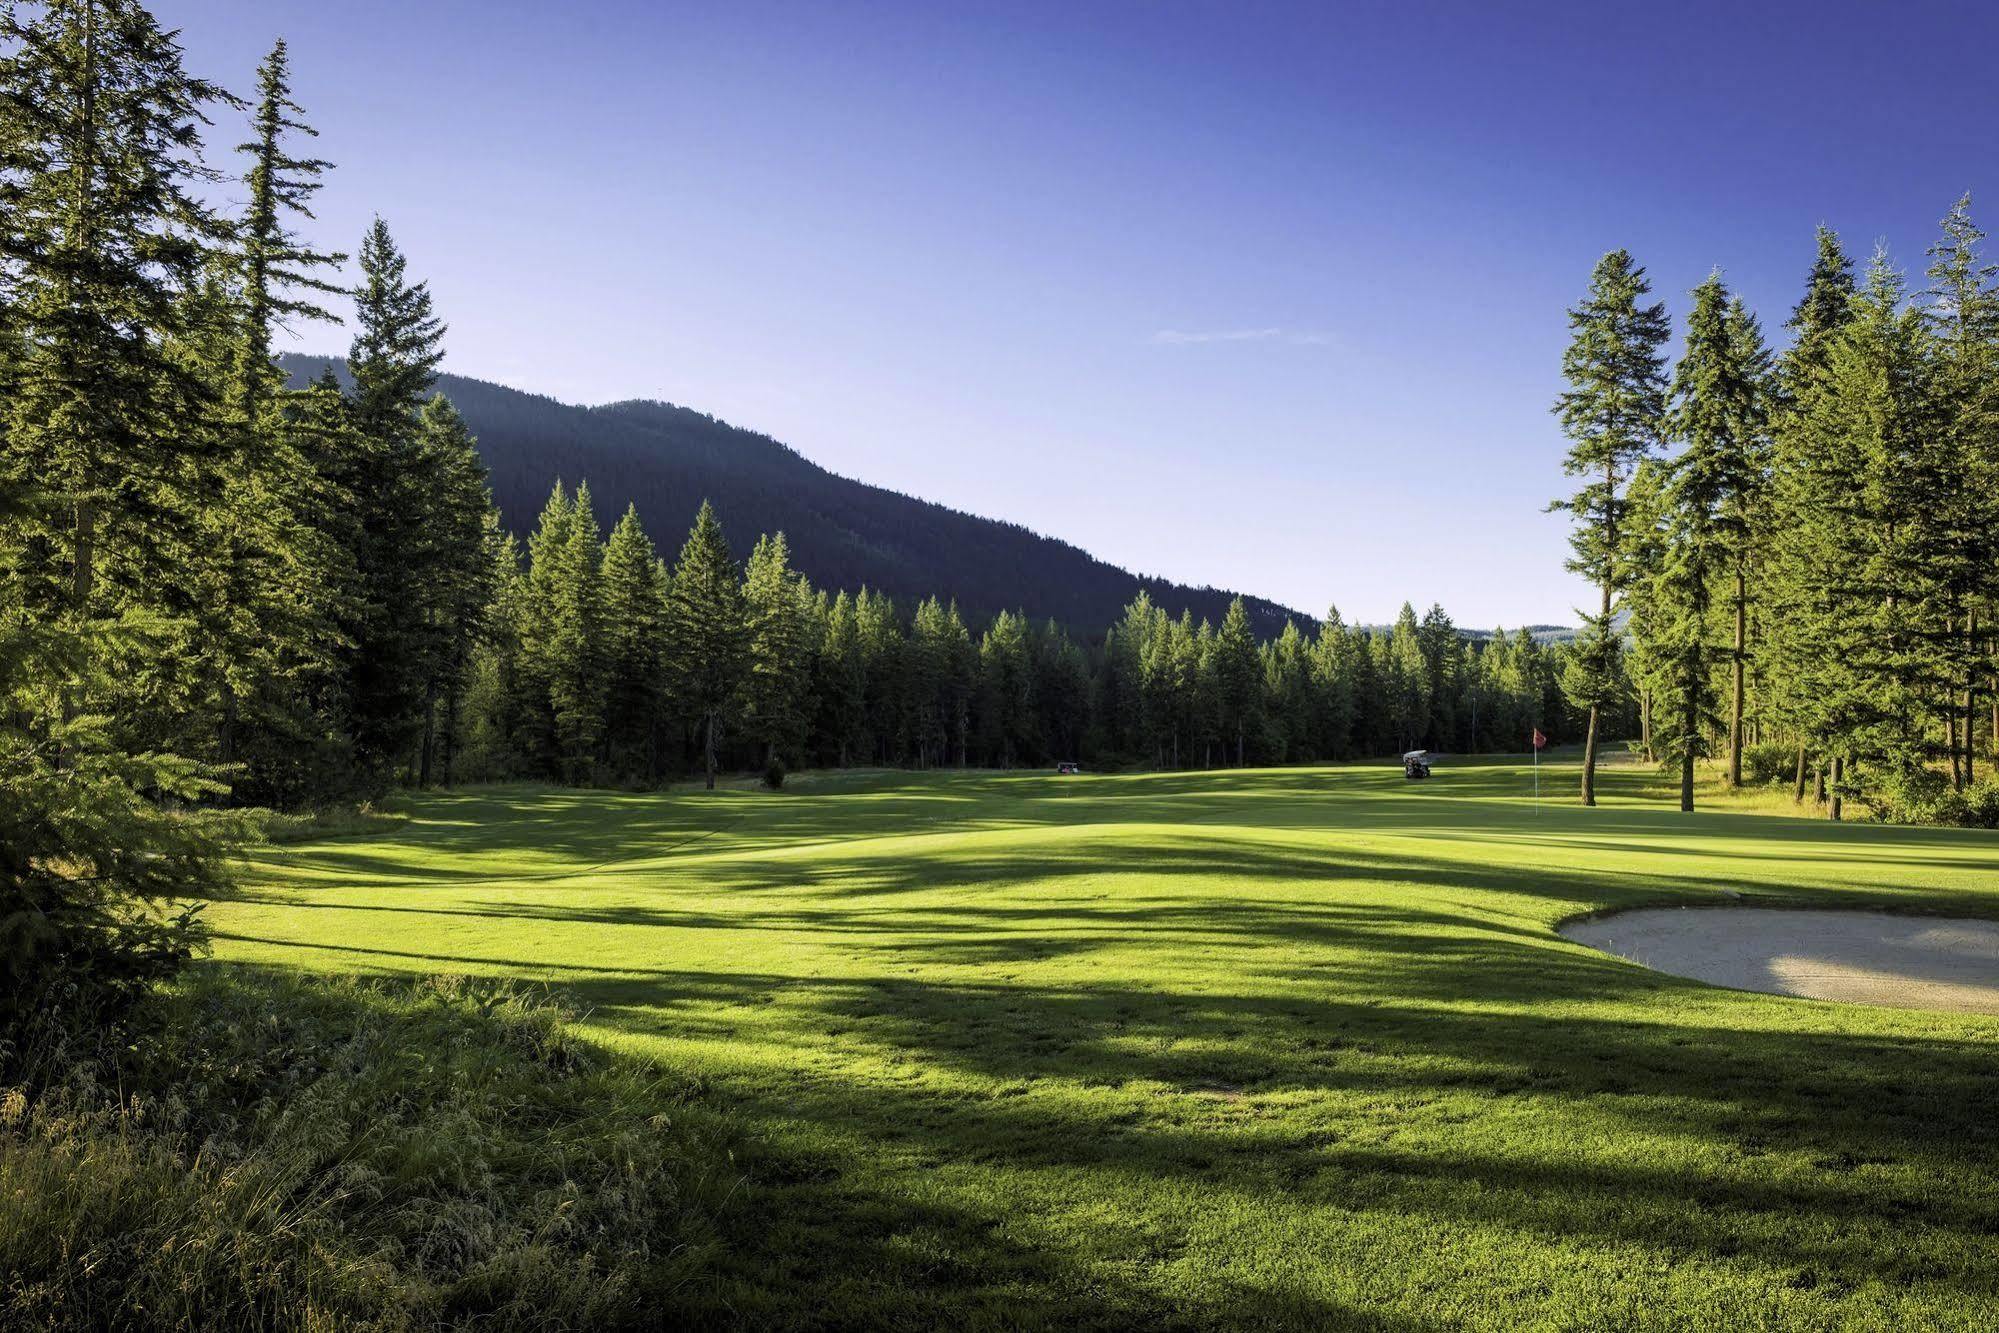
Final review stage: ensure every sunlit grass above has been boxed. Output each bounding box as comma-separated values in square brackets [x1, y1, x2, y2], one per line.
[203, 756, 1999, 1328]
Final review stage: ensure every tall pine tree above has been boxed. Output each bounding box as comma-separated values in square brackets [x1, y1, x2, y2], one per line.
[664, 501, 748, 789]
[341, 218, 446, 790]
[1551, 250, 1670, 804]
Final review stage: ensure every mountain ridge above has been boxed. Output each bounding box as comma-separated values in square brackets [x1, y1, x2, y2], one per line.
[280, 354, 1312, 636]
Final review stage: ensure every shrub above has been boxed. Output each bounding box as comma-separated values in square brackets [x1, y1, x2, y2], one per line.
[0, 969, 741, 1330]
[1861, 768, 1999, 828]
[1955, 778, 1999, 829]
[763, 756, 787, 790]
[1, 613, 240, 1062]
[1740, 742, 1798, 787]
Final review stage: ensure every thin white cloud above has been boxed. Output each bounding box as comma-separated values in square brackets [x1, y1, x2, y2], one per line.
[1149, 327, 1331, 346]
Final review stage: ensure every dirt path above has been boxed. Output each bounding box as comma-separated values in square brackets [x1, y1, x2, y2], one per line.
[1562, 907, 1999, 1015]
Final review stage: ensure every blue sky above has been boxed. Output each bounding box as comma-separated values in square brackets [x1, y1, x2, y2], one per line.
[175, 1, 1999, 626]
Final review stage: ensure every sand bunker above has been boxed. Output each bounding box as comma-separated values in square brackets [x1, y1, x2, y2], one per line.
[1561, 907, 1999, 1015]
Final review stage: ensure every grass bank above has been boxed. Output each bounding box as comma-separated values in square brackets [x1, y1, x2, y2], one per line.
[1, 971, 739, 1330]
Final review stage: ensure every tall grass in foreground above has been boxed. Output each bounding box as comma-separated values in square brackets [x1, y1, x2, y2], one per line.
[0, 971, 741, 1330]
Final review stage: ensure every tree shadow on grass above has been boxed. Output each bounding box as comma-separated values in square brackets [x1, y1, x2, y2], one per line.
[554, 959, 1999, 1323]
[213, 777, 1999, 1324]
[272, 863, 1999, 1322]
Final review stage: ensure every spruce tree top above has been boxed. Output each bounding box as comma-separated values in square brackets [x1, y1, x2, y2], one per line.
[1551, 249, 1671, 591]
[349, 218, 444, 432]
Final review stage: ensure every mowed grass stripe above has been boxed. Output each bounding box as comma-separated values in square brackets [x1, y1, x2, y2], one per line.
[205, 758, 1999, 1328]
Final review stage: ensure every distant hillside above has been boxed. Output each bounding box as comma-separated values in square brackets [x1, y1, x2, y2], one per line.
[1462, 625, 1578, 644]
[281, 355, 1304, 636]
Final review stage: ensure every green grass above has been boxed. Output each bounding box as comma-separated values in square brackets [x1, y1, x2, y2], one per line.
[201, 755, 1999, 1329]
[2, 971, 738, 1330]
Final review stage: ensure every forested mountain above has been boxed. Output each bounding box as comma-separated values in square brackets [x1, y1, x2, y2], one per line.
[280, 354, 1304, 636]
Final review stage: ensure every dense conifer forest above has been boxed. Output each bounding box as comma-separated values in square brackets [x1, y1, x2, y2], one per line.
[1552, 224, 1999, 823]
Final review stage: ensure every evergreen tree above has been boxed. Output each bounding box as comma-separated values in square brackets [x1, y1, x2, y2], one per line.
[0, 569, 237, 1038]
[187, 38, 351, 793]
[1214, 597, 1261, 766]
[0, 0, 232, 641]
[1919, 197, 1999, 787]
[1310, 607, 1357, 759]
[1651, 274, 1753, 811]
[664, 500, 748, 789]
[1166, 611, 1202, 766]
[1262, 621, 1312, 761]
[854, 588, 902, 765]
[599, 504, 669, 780]
[517, 482, 604, 782]
[1387, 603, 1431, 753]
[232, 37, 342, 423]
[1619, 458, 1670, 761]
[0, 7, 239, 1030]
[1416, 604, 1459, 749]
[1716, 296, 1774, 785]
[1551, 249, 1670, 804]
[1765, 227, 1858, 796]
[1033, 618, 1091, 764]
[976, 610, 1034, 766]
[409, 396, 499, 786]
[813, 591, 866, 767]
[348, 218, 444, 437]
[341, 218, 446, 790]
[744, 532, 811, 767]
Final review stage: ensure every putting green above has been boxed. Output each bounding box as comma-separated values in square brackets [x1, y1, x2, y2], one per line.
[208, 758, 1999, 1329]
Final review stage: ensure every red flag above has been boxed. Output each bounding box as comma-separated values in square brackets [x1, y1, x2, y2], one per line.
[1531, 728, 1547, 750]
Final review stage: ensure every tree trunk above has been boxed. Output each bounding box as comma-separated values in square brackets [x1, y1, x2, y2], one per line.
[1580, 704, 1600, 807]
[418, 692, 436, 787]
[1236, 721, 1244, 768]
[1728, 569, 1746, 786]
[704, 711, 717, 790]
[1639, 689, 1653, 763]
[1949, 707, 1964, 791]
[1829, 755, 1843, 822]
[1814, 761, 1826, 805]
[442, 681, 460, 788]
[1581, 571, 1612, 805]
[1678, 694, 1696, 812]
[63, 499, 96, 726]
[219, 679, 238, 768]
[1791, 745, 1807, 803]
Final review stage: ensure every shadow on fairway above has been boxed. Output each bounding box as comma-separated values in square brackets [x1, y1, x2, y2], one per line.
[211, 769, 1999, 1325]
[547, 956, 1999, 1318]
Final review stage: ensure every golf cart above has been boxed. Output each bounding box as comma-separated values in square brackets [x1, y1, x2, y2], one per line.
[1055, 761, 1081, 775]
[1402, 750, 1432, 780]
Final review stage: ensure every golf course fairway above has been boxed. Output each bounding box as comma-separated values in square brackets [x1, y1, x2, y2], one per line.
[206, 757, 1999, 1329]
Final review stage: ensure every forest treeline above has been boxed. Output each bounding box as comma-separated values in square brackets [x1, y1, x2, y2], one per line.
[452, 484, 1579, 790]
[1554, 214, 1999, 822]
[0, 2, 1585, 821]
